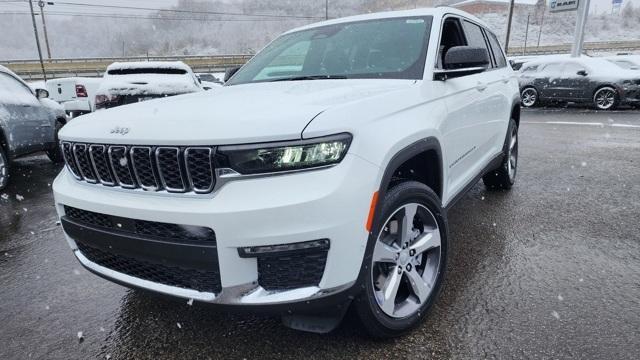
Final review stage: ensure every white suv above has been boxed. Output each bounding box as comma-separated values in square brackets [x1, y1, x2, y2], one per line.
[53, 7, 520, 337]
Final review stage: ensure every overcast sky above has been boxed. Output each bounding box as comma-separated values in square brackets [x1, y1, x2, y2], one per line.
[0, 0, 637, 17]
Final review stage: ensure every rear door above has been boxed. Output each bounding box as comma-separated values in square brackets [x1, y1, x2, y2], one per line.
[0, 72, 51, 156]
[535, 62, 564, 100]
[557, 61, 591, 100]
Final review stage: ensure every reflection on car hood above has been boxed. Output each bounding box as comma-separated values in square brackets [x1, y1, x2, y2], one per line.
[60, 79, 413, 145]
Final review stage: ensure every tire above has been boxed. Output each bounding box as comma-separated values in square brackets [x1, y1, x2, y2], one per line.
[0, 146, 9, 191]
[483, 118, 518, 190]
[521, 87, 538, 108]
[593, 86, 618, 110]
[355, 181, 448, 338]
[46, 120, 65, 163]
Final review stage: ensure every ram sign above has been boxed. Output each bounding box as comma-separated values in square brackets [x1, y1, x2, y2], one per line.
[549, 0, 579, 12]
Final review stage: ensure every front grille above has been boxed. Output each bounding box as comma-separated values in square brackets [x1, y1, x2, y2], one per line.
[76, 242, 222, 293]
[257, 250, 329, 291]
[64, 206, 216, 245]
[61, 141, 216, 194]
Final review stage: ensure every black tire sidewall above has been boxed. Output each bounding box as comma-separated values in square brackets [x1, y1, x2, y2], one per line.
[593, 87, 618, 110]
[46, 120, 65, 163]
[0, 146, 9, 190]
[356, 181, 448, 336]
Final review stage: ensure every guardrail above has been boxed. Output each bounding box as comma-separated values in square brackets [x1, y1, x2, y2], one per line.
[506, 40, 640, 56]
[2, 39, 640, 79]
[1, 54, 254, 80]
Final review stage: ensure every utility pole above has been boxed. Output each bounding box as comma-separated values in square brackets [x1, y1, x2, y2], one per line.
[28, 0, 47, 81]
[38, 1, 52, 59]
[523, 14, 530, 55]
[536, 8, 545, 48]
[325, 0, 328, 20]
[504, 0, 516, 53]
[571, 0, 591, 57]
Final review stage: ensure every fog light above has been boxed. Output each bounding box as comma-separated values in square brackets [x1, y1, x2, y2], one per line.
[238, 239, 330, 258]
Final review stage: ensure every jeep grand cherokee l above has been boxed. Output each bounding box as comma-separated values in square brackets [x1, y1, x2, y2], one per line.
[53, 7, 520, 337]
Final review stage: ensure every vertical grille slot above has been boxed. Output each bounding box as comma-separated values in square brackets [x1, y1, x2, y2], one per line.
[61, 141, 81, 179]
[108, 146, 137, 188]
[156, 147, 186, 192]
[185, 147, 214, 193]
[73, 143, 97, 183]
[89, 145, 115, 186]
[131, 146, 159, 191]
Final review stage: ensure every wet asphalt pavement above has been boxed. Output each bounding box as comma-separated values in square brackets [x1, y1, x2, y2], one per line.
[1, 108, 639, 359]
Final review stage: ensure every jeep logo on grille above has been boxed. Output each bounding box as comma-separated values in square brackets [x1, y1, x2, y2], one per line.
[110, 127, 130, 135]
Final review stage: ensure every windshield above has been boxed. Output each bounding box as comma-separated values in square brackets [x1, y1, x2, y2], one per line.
[227, 16, 432, 85]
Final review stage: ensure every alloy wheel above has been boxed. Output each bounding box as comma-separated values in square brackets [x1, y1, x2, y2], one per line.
[594, 88, 616, 110]
[521, 88, 537, 107]
[371, 203, 442, 318]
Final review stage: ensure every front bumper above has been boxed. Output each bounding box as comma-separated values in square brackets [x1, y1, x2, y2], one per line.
[53, 153, 379, 307]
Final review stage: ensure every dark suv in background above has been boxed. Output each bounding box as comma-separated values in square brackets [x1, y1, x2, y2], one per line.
[0, 65, 66, 190]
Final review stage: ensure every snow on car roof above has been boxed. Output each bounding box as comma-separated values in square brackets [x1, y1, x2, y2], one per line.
[106, 61, 192, 72]
[286, 7, 490, 35]
[521, 56, 624, 72]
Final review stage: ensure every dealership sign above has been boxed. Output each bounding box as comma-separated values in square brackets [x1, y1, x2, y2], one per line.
[549, 0, 579, 12]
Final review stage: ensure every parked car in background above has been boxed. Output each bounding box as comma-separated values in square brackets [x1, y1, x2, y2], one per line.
[518, 57, 640, 110]
[605, 55, 640, 70]
[54, 7, 521, 337]
[196, 73, 224, 89]
[0, 65, 66, 190]
[94, 61, 203, 110]
[46, 77, 102, 118]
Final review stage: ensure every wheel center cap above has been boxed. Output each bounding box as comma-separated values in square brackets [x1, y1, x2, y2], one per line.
[399, 251, 410, 266]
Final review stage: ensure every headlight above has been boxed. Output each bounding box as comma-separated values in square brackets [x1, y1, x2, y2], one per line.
[216, 133, 352, 175]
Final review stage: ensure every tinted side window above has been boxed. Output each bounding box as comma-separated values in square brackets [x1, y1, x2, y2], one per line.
[486, 32, 507, 68]
[562, 62, 586, 76]
[541, 63, 563, 75]
[462, 21, 488, 51]
[0, 73, 36, 105]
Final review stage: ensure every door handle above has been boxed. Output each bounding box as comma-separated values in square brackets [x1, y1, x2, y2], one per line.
[476, 82, 487, 91]
[502, 76, 510, 83]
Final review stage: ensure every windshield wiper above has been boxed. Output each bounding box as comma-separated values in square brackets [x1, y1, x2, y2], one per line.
[270, 75, 348, 82]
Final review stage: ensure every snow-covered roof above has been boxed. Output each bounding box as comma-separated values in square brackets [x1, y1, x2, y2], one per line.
[287, 7, 488, 35]
[452, 0, 538, 6]
[106, 61, 192, 72]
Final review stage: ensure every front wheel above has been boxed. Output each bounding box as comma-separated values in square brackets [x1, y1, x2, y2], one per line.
[355, 181, 448, 338]
[0, 146, 9, 190]
[593, 87, 618, 110]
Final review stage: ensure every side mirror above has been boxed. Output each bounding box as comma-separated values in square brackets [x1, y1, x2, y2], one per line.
[434, 46, 490, 80]
[224, 66, 241, 82]
[577, 70, 588, 76]
[196, 75, 202, 84]
[35, 88, 49, 99]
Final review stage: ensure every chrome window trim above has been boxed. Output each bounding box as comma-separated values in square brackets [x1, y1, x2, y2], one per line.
[72, 143, 98, 183]
[130, 146, 159, 191]
[155, 147, 186, 193]
[184, 147, 215, 194]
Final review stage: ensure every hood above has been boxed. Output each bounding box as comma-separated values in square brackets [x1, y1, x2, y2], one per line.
[60, 79, 414, 145]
